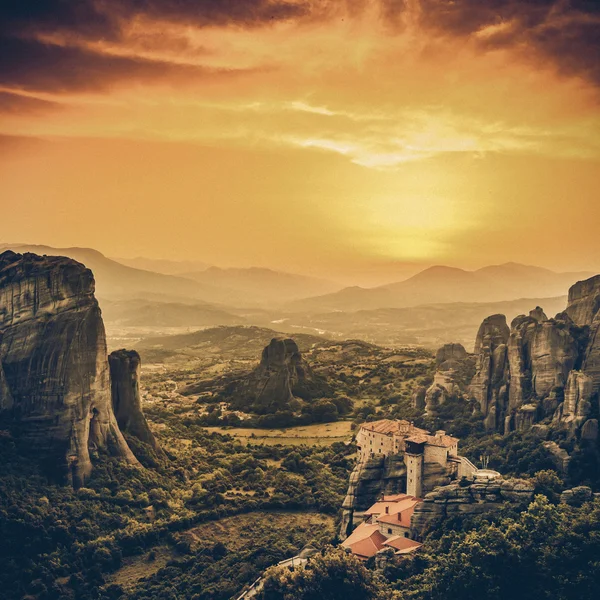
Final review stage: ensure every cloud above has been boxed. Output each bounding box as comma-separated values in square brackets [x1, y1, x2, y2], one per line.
[0, 0, 310, 100]
[418, 0, 600, 85]
[0, 90, 61, 114]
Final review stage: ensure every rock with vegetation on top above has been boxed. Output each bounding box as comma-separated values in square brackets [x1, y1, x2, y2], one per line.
[409, 478, 534, 540]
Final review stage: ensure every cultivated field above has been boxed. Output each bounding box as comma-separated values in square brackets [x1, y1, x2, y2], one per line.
[204, 421, 354, 446]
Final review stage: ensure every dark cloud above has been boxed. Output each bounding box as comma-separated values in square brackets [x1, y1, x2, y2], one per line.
[0, 91, 61, 113]
[417, 0, 600, 85]
[0, 0, 309, 106]
[1, 0, 599, 106]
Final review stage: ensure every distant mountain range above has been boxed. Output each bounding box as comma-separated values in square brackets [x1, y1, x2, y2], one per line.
[111, 256, 211, 275]
[288, 263, 593, 312]
[2, 244, 595, 351]
[180, 266, 341, 304]
[0, 244, 342, 307]
[0, 244, 215, 302]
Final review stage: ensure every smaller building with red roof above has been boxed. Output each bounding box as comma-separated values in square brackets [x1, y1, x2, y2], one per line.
[342, 493, 423, 560]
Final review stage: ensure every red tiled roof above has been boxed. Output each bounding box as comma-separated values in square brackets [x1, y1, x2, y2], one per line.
[341, 523, 387, 559]
[427, 433, 459, 448]
[360, 420, 428, 436]
[382, 535, 422, 554]
[364, 497, 417, 517]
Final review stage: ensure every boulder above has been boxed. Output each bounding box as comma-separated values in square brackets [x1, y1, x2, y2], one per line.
[560, 486, 593, 507]
[0, 251, 138, 486]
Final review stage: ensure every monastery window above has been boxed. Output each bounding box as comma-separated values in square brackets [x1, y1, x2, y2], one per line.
[404, 532, 409, 538]
[387, 528, 392, 534]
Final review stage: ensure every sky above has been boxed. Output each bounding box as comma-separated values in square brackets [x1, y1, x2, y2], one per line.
[1, 0, 599, 286]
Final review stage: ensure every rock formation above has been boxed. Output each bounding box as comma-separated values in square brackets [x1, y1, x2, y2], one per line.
[468, 315, 510, 430]
[244, 337, 317, 413]
[340, 454, 451, 536]
[465, 301, 593, 437]
[411, 386, 427, 410]
[409, 478, 534, 540]
[109, 349, 162, 455]
[566, 274, 600, 393]
[0, 251, 138, 486]
[423, 343, 475, 415]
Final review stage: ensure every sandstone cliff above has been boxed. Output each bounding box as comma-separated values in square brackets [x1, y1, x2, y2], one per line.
[468, 314, 510, 431]
[410, 478, 534, 540]
[109, 349, 162, 455]
[234, 337, 325, 413]
[566, 274, 600, 393]
[424, 343, 475, 415]
[0, 251, 138, 485]
[462, 279, 600, 442]
[340, 454, 452, 536]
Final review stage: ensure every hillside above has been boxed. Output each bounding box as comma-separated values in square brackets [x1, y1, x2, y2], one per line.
[134, 325, 330, 362]
[289, 263, 592, 312]
[284, 295, 569, 350]
[0, 244, 215, 302]
[180, 266, 343, 305]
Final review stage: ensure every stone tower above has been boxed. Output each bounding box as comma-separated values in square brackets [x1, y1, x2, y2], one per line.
[405, 438, 425, 498]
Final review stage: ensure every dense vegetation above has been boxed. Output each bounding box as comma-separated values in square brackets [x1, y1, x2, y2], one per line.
[259, 492, 600, 600]
[0, 425, 354, 600]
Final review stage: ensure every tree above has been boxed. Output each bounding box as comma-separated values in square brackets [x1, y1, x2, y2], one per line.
[257, 547, 390, 600]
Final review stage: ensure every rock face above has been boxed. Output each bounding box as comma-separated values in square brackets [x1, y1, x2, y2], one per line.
[468, 315, 510, 430]
[411, 386, 427, 410]
[341, 455, 407, 535]
[424, 343, 475, 415]
[109, 349, 162, 455]
[248, 337, 314, 413]
[0, 251, 138, 485]
[566, 274, 600, 394]
[467, 304, 592, 436]
[340, 455, 453, 536]
[410, 478, 534, 540]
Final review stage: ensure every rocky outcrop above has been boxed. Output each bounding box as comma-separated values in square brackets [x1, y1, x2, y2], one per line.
[508, 313, 579, 412]
[566, 275, 600, 327]
[109, 349, 162, 455]
[341, 454, 407, 535]
[231, 337, 324, 413]
[436, 343, 468, 364]
[552, 370, 594, 437]
[409, 478, 534, 540]
[411, 386, 427, 410]
[560, 486, 596, 507]
[0, 251, 138, 486]
[566, 275, 600, 393]
[424, 343, 475, 415]
[467, 306, 588, 434]
[340, 455, 454, 536]
[468, 315, 510, 430]
[543, 441, 571, 474]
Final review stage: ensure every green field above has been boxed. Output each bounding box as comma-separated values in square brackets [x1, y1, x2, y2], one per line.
[204, 421, 354, 446]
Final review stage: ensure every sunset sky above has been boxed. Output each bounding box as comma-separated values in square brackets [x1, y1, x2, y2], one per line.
[1, 0, 599, 285]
